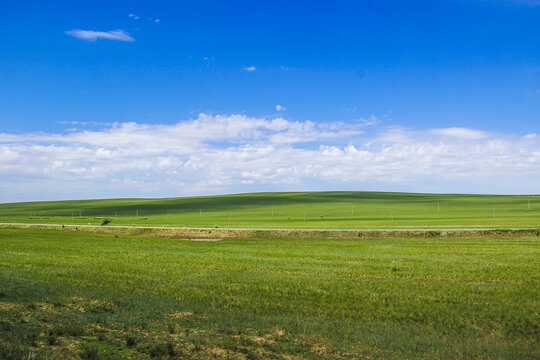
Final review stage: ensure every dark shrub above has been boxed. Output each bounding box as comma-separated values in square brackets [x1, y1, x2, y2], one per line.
[0, 321, 12, 332]
[47, 335, 57, 346]
[167, 342, 176, 357]
[149, 343, 167, 358]
[66, 325, 85, 337]
[80, 343, 100, 359]
[126, 335, 137, 347]
[0, 341, 37, 360]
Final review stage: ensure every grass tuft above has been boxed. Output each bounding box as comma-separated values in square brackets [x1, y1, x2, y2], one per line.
[80, 343, 100, 360]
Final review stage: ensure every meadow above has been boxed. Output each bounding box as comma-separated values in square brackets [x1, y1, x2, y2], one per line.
[0, 192, 539, 229]
[0, 227, 538, 359]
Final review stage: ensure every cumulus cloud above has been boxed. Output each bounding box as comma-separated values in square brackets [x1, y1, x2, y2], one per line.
[128, 13, 139, 20]
[275, 105, 286, 111]
[244, 66, 257, 72]
[65, 29, 134, 42]
[0, 114, 539, 201]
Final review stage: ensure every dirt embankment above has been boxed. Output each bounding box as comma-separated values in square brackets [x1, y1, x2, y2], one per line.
[2, 224, 539, 239]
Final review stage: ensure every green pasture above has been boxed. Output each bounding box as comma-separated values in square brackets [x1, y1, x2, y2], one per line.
[0, 228, 538, 359]
[0, 192, 539, 229]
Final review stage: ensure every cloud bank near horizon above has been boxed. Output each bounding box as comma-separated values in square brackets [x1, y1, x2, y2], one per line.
[0, 114, 539, 201]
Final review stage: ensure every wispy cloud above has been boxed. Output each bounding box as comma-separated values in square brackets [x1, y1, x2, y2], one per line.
[275, 105, 286, 111]
[0, 114, 539, 200]
[354, 115, 380, 127]
[65, 29, 134, 42]
[244, 66, 257, 72]
[131, 12, 161, 23]
[429, 127, 488, 140]
[519, 0, 540, 5]
[56, 121, 112, 128]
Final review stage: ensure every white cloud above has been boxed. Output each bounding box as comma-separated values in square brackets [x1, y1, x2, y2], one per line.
[429, 127, 488, 140]
[244, 66, 257, 72]
[354, 115, 380, 127]
[128, 13, 139, 20]
[65, 29, 134, 42]
[0, 115, 539, 201]
[155, 19, 160, 23]
[57, 121, 112, 127]
[275, 105, 286, 111]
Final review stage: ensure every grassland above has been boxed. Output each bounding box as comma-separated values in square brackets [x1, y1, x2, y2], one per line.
[0, 192, 539, 229]
[0, 228, 538, 359]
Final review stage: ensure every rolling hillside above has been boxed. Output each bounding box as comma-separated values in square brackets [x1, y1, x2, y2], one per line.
[1, 192, 539, 229]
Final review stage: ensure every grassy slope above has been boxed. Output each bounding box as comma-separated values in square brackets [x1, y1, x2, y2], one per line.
[0, 228, 538, 359]
[0, 191, 539, 229]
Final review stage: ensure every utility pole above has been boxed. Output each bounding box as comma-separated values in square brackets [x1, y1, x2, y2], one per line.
[438, 203, 440, 214]
[272, 208, 274, 216]
[351, 206, 354, 215]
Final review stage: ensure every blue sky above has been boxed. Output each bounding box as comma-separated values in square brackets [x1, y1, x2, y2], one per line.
[0, 0, 539, 201]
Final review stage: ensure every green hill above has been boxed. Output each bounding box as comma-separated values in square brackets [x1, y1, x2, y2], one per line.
[0, 192, 539, 229]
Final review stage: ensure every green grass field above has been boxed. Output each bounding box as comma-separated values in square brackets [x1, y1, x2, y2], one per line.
[0, 228, 538, 359]
[1, 192, 539, 229]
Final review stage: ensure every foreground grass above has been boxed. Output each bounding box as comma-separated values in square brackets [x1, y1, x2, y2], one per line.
[1, 191, 539, 229]
[0, 228, 538, 359]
